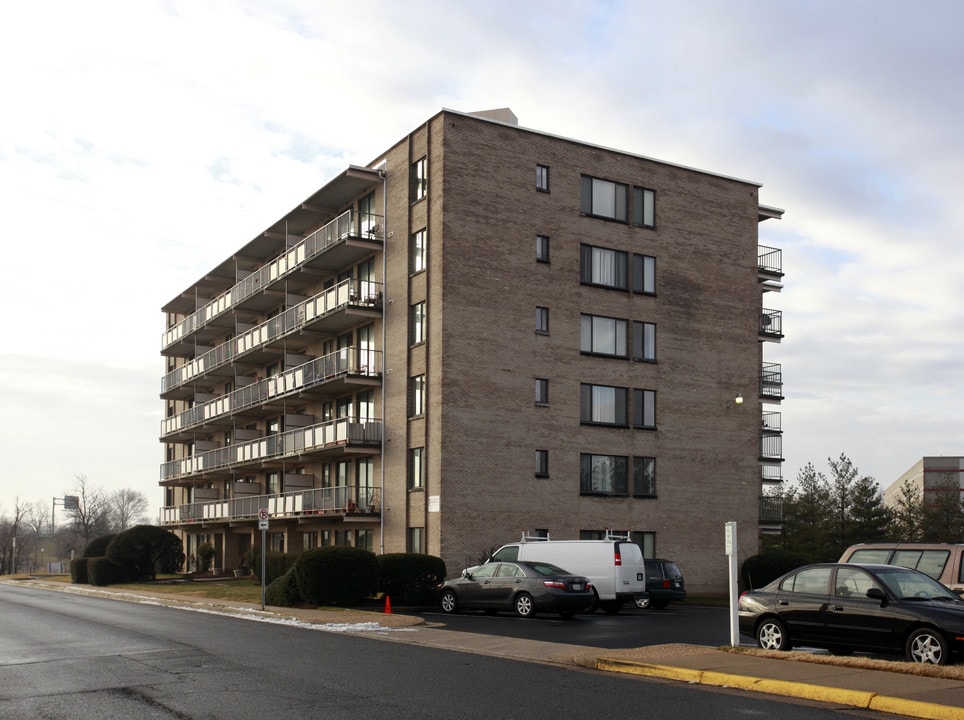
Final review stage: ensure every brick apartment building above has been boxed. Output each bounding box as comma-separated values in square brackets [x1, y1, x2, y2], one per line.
[159, 107, 785, 594]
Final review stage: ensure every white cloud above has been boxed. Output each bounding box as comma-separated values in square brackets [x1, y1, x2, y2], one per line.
[1, 0, 962, 515]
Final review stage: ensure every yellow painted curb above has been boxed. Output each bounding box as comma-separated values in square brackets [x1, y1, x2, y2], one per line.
[595, 659, 964, 720]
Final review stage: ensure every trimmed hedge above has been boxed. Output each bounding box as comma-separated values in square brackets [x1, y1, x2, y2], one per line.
[378, 553, 446, 605]
[245, 548, 297, 585]
[106, 525, 185, 581]
[88, 557, 126, 586]
[83, 534, 117, 558]
[69, 557, 89, 584]
[265, 567, 303, 607]
[294, 547, 379, 606]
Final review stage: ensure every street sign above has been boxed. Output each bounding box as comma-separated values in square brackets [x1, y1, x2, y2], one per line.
[258, 508, 269, 521]
[258, 519, 269, 530]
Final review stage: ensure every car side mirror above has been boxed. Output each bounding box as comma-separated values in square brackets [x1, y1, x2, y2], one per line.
[866, 587, 887, 605]
[463, 572, 473, 580]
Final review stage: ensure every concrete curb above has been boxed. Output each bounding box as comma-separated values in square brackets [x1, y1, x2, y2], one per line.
[595, 659, 964, 720]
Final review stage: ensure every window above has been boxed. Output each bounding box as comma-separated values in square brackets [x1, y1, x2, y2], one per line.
[266, 471, 280, 495]
[410, 229, 426, 274]
[409, 375, 425, 417]
[356, 529, 373, 551]
[580, 453, 628, 495]
[408, 527, 424, 553]
[633, 389, 657, 428]
[535, 378, 549, 405]
[633, 254, 656, 294]
[580, 384, 628, 425]
[780, 567, 832, 595]
[633, 457, 656, 497]
[580, 245, 628, 289]
[536, 306, 549, 333]
[536, 234, 550, 263]
[536, 164, 549, 192]
[633, 531, 656, 558]
[580, 175, 628, 221]
[410, 157, 427, 202]
[535, 449, 549, 477]
[409, 447, 424, 489]
[410, 302, 426, 345]
[580, 314, 628, 357]
[633, 186, 656, 228]
[633, 321, 656, 361]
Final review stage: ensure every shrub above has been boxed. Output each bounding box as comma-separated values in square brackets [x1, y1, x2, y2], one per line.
[69, 557, 89, 584]
[378, 553, 446, 606]
[87, 557, 126, 586]
[196, 542, 215, 573]
[83, 534, 116, 558]
[741, 551, 809, 591]
[106, 525, 185, 581]
[294, 547, 379, 606]
[245, 548, 296, 585]
[265, 567, 304, 607]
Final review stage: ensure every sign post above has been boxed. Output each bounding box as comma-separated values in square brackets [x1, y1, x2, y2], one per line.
[258, 508, 269, 610]
[725, 521, 739, 647]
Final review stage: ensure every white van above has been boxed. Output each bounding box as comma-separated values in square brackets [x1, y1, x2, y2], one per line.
[480, 532, 649, 614]
[839, 543, 964, 595]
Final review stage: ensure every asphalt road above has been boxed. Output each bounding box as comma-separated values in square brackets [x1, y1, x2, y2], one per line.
[0, 584, 874, 720]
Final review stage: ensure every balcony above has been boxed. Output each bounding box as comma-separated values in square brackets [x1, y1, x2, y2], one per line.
[161, 277, 383, 398]
[760, 411, 783, 463]
[760, 362, 783, 403]
[160, 416, 382, 483]
[759, 308, 783, 341]
[758, 245, 783, 293]
[162, 209, 383, 354]
[161, 348, 381, 441]
[761, 465, 784, 485]
[759, 495, 784, 533]
[158, 484, 380, 527]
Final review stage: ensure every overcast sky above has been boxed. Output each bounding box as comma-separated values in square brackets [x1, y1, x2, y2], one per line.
[2, 0, 962, 523]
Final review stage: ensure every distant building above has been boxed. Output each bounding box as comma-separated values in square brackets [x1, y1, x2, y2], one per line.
[883, 456, 964, 507]
[158, 108, 785, 593]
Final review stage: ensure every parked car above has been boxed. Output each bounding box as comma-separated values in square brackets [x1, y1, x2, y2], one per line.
[739, 563, 964, 665]
[639, 559, 686, 609]
[439, 560, 594, 618]
[839, 543, 964, 595]
[473, 532, 648, 614]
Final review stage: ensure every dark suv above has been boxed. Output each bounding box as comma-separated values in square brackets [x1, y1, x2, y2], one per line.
[643, 559, 686, 609]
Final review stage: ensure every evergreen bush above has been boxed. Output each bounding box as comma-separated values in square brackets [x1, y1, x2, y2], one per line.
[294, 546, 379, 606]
[69, 557, 89, 584]
[83, 534, 116, 558]
[378, 553, 446, 605]
[87, 557, 126, 586]
[265, 567, 304, 607]
[106, 525, 185, 581]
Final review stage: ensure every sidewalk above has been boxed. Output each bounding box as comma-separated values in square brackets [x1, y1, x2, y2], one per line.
[8, 578, 964, 720]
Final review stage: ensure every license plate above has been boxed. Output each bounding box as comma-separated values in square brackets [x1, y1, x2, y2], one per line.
[572, 583, 584, 591]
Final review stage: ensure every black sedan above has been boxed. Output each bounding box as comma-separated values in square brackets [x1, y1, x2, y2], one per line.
[739, 562, 964, 665]
[439, 561, 593, 618]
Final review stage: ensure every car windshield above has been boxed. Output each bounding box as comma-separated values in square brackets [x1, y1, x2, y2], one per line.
[875, 567, 961, 601]
[524, 561, 569, 576]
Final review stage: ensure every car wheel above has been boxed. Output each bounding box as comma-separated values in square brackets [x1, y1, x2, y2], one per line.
[439, 589, 459, 614]
[584, 589, 600, 614]
[756, 617, 791, 651]
[558, 608, 576, 619]
[906, 627, 948, 665]
[635, 596, 651, 609]
[514, 592, 535, 618]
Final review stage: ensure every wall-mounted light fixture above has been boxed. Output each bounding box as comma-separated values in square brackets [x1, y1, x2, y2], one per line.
[724, 393, 744, 408]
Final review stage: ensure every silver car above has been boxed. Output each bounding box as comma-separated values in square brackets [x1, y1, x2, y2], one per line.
[439, 561, 593, 618]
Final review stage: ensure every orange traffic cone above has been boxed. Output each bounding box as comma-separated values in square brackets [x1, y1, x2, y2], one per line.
[384, 595, 393, 614]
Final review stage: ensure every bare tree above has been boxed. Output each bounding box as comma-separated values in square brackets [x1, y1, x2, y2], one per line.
[0, 498, 29, 574]
[108, 488, 150, 532]
[63, 474, 111, 543]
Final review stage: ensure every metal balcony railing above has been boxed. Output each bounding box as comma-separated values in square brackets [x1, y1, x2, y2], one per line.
[160, 416, 382, 482]
[761, 465, 784, 484]
[162, 210, 383, 350]
[160, 348, 382, 438]
[161, 277, 383, 394]
[760, 433, 783, 462]
[761, 411, 781, 433]
[760, 362, 783, 400]
[760, 308, 783, 338]
[758, 245, 783, 276]
[158, 484, 380, 526]
[759, 495, 784, 522]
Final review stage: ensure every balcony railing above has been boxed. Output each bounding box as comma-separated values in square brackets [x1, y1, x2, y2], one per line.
[760, 362, 783, 401]
[161, 348, 382, 438]
[160, 416, 382, 482]
[162, 210, 383, 350]
[758, 245, 783, 276]
[760, 495, 784, 522]
[760, 308, 783, 338]
[761, 465, 784, 484]
[158, 484, 380, 526]
[161, 277, 383, 394]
